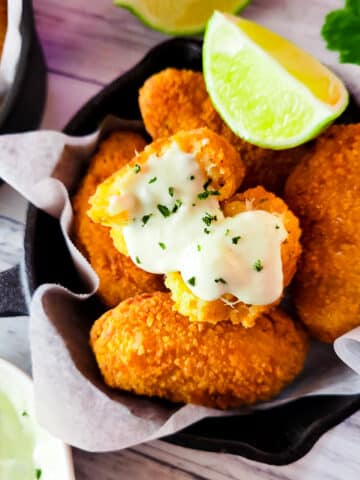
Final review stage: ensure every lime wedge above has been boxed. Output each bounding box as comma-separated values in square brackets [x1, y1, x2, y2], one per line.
[203, 12, 349, 149]
[114, 0, 250, 35]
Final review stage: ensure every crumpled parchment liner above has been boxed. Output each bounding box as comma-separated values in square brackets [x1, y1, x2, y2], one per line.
[0, 116, 360, 452]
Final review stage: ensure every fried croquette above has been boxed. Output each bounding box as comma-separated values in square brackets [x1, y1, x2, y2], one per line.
[0, 1, 6, 56]
[166, 186, 302, 327]
[285, 124, 360, 342]
[90, 292, 308, 409]
[88, 127, 245, 251]
[139, 68, 310, 195]
[72, 131, 165, 307]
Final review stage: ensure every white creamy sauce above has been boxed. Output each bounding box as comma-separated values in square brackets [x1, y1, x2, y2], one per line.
[0, 360, 74, 480]
[180, 212, 286, 304]
[109, 140, 287, 305]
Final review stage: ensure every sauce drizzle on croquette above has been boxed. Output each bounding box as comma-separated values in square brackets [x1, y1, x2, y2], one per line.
[95, 137, 288, 306]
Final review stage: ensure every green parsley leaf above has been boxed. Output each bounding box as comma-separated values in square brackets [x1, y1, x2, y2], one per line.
[172, 199, 183, 213]
[135, 256, 141, 264]
[159, 242, 166, 250]
[197, 190, 220, 200]
[22, 411, 28, 417]
[253, 259, 264, 272]
[204, 227, 211, 234]
[232, 236, 241, 244]
[134, 164, 141, 173]
[157, 204, 171, 217]
[188, 276, 196, 286]
[189, 175, 195, 180]
[321, 0, 360, 65]
[148, 177, 157, 184]
[275, 224, 280, 230]
[202, 212, 217, 226]
[168, 186, 174, 197]
[203, 179, 212, 190]
[141, 214, 152, 226]
[215, 278, 227, 284]
[35, 469, 42, 479]
[197, 244, 201, 251]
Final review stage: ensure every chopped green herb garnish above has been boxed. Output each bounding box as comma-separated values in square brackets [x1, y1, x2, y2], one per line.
[215, 278, 227, 284]
[197, 190, 220, 200]
[188, 276, 196, 286]
[202, 212, 217, 226]
[232, 236, 241, 245]
[204, 228, 211, 234]
[35, 469, 42, 479]
[225, 229, 230, 236]
[253, 259, 264, 272]
[159, 242, 166, 250]
[134, 164, 141, 174]
[192, 203, 196, 207]
[197, 244, 201, 251]
[172, 199, 183, 213]
[203, 179, 212, 190]
[168, 186, 174, 197]
[189, 175, 195, 180]
[141, 214, 152, 226]
[157, 204, 171, 217]
[22, 411, 28, 417]
[148, 176, 157, 184]
[198, 191, 209, 200]
[275, 224, 280, 230]
[135, 256, 141, 264]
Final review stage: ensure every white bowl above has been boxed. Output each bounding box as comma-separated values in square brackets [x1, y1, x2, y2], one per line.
[0, 357, 75, 480]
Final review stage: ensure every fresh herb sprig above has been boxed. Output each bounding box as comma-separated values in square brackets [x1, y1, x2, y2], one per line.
[322, 0, 360, 65]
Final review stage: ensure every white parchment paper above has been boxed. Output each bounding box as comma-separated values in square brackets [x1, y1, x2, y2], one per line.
[1, 113, 360, 451]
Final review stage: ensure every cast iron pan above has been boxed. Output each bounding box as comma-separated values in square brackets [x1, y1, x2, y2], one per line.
[0, 38, 359, 465]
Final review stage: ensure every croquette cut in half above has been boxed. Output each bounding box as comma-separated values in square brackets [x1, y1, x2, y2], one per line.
[285, 124, 360, 342]
[72, 131, 166, 307]
[139, 68, 310, 195]
[90, 292, 308, 409]
[88, 127, 245, 245]
[165, 186, 302, 327]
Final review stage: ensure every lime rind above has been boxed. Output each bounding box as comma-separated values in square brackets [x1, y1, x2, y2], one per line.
[114, 0, 251, 36]
[203, 12, 349, 149]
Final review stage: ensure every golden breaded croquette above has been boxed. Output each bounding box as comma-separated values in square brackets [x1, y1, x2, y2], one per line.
[0, 1, 6, 56]
[166, 186, 302, 327]
[72, 131, 165, 307]
[139, 68, 311, 195]
[90, 292, 308, 409]
[88, 127, 245, 251]
[285, 124, 360, 342]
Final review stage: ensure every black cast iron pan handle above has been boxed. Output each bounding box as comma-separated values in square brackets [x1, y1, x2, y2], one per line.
[0, 264, 28, 316]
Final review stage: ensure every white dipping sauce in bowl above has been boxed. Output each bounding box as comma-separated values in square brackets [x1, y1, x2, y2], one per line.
[0, 358, 75, 480]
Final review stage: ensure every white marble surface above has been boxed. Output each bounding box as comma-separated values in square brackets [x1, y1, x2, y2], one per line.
[0, 0, 359, 478]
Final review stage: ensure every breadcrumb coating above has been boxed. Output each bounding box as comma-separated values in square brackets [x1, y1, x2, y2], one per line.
[285, 124, 360, 342]
[88, 127, 245, 254]
[90, 292, 308, 409]
[166, 186, 302, 327]
[0, 1, 6, 57]
[72, 131, 165, 307]
[139, 68, 310, 195]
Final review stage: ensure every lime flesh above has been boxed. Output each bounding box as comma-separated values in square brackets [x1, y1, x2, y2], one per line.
[203, 12, 348, 149]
